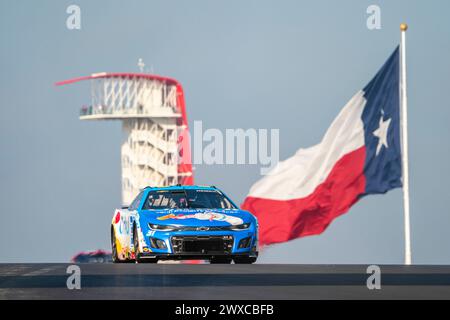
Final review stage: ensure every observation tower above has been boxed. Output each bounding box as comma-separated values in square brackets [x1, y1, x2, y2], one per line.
[56, 72, 194, 205]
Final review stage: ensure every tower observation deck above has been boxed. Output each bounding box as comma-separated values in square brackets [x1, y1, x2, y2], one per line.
[56, 72, 194, 205]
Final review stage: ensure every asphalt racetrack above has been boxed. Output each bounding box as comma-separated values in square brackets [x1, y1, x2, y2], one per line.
[1, 264, 450, 299]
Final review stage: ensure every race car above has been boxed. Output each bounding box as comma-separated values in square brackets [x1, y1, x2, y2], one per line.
[111, 185, 258, 264]
[71, 249, 112, 264]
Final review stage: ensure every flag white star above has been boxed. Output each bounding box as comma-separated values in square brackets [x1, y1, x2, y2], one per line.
[373, 114, 392, 156]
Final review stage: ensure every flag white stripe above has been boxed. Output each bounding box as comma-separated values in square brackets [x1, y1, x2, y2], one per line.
[247, 90, 367, 201]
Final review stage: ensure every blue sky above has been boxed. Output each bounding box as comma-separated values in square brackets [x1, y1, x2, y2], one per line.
[1, 0, 449, 263]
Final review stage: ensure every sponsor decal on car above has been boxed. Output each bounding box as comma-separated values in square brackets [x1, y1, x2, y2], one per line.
[157, 212, 243, 225]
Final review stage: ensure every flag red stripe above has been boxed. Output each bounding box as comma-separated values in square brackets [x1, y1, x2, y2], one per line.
[241, 147, 366, 245]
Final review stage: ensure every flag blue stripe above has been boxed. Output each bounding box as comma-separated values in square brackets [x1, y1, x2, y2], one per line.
[361, 46, 403, 195]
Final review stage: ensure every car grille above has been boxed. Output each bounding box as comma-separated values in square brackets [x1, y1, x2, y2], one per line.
[171, 236, 233, 254]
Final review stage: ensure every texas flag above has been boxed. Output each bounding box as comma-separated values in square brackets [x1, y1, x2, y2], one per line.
[242, 47, 402, 246]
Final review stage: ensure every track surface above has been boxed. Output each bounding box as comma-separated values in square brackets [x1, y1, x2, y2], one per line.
[1, 264, 450, 299]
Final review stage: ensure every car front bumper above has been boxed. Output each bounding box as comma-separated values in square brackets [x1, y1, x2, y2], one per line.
[137, 251, 258, 261]
[140, 231, 258, 258]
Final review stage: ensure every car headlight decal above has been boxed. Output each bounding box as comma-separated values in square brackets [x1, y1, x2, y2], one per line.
[149, 223, 178, 231]
[229, 223, 251, 231]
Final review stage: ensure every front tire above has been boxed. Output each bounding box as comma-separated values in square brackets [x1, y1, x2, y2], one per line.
[233, 256, 257, 264]
[111, 226, 122, 263]
[133, 225, 157, 264]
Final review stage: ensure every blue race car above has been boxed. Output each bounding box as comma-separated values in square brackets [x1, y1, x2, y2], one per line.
[111, 185, 258, 264]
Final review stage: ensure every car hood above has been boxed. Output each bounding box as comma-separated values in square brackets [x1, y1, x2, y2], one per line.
[138, 208, 254, 227]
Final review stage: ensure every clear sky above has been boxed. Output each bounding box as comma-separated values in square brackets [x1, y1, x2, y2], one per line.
[1, 0, 449, 263]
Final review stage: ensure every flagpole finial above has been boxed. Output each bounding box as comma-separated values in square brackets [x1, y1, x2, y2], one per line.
[400, 23, 408, 32]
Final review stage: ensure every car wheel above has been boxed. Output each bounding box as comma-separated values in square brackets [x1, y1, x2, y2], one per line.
[111, 227, 121, 263]
[138, 258, 158, 264]
[210, 257, 232, 264]
[133, 225, 141, 263]
[233, 257, 257, 264]
[133, 225, 157, 264]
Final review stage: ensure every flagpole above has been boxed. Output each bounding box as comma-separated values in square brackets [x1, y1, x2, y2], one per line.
[400, 23, 412, 265]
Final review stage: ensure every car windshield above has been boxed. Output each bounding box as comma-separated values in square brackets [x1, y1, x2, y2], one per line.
[143, 189, 236, 210]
